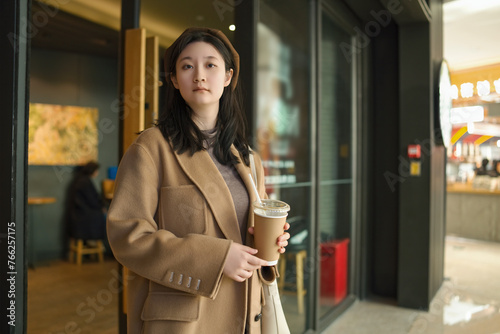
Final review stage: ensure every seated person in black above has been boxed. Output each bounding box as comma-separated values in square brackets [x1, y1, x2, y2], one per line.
[66, 161, 107, 241]
[475, 158, 489, 176]
[488, 160, 500, 177]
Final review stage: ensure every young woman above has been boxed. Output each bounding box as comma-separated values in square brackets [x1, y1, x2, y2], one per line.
[107, 27, 290, 334]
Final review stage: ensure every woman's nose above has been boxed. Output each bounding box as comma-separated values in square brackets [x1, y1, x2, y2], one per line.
[194, 68, 206, 82]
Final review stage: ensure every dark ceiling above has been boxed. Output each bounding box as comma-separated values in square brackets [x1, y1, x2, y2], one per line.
[31, 1, 119, 58]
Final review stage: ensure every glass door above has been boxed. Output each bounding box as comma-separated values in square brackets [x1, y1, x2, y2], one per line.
[317, 6, 356, 319]
[256, 1, 312, 333]
[252, 0, 361, 331]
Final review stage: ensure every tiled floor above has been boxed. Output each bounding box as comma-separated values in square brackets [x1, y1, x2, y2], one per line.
[323, 236, 500, 334]
[28, 236, 500, 333]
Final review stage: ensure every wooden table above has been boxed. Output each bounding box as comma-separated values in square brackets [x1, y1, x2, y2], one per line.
[28, 197, 57, 205]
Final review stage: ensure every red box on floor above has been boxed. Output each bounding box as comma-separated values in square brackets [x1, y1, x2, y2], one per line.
[320, 239, 350, 305]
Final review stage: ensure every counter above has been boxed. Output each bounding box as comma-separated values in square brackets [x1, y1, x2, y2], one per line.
[447, 182, 500, 196]
[446, 183, 500, 242]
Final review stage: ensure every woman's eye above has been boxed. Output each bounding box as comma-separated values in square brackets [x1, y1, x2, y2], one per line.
[207, 63, 216, 68]
[182, 64, 193, 70]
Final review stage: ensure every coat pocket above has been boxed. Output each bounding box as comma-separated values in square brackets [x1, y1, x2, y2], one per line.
[159, 185, 207, 236]
[141, 291, 200, 322]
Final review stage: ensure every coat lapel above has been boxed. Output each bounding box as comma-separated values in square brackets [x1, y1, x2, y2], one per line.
[173, 145, 243, 243]
[231, 146, 259, 247]
[231, 147, 258, 209]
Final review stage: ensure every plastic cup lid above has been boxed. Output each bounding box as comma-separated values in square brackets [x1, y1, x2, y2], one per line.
[253, 199, 290, 213]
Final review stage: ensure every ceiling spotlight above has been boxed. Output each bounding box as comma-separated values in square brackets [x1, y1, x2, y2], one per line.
[468, 122, 500, 137]
[450, 106, 484, 124]
[494, 79, 500, 94]
[229, 24, 236, 31]
[477, 80, 490, 97]
[460, 82, 474, 98]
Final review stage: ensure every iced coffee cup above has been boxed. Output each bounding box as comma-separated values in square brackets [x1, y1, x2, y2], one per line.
[253, 199, 290, 266]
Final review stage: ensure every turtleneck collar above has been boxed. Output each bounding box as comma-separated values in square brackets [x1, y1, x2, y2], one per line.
[201, 128, 217, 148]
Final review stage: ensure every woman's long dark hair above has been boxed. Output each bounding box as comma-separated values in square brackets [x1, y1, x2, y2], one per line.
[157, 28, 250, 166]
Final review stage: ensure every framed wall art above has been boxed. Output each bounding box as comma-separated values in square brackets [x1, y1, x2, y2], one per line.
[28, 103, 98, 165]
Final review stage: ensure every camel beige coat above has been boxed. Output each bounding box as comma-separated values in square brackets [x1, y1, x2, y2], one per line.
[107, 127, 274, 334]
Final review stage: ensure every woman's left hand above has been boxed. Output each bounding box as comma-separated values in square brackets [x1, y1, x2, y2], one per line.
[248, 222, 291, 253]
[277, 222, 290, 253]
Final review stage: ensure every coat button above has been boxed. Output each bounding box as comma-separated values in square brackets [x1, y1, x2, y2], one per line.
[254, 313, 262, 321]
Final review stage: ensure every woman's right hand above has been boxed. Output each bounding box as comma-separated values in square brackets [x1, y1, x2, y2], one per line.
[223, 243, 268, 282]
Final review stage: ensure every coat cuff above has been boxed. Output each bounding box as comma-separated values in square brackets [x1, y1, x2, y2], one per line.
[208, 239, 233, 299]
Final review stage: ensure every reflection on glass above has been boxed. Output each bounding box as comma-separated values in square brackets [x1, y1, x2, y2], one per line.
[257, 1, 311, 332]
[318, 11, 354, 318]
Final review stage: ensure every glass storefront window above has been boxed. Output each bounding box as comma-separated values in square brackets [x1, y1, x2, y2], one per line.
[256, 1, 311, 332]
[256, 0, 359, 331]
[318, 9, 355, 318]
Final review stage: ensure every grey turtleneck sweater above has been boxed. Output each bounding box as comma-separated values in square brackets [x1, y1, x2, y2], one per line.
[203, 129, 250, 243]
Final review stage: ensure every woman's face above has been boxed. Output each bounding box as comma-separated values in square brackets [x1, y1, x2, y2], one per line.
[171, 41, 233, 114]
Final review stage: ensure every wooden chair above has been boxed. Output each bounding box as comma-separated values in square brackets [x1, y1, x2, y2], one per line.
[68, 238, 104, 265]
[278, 249, 307, 314]
[277, 216, 308, 314]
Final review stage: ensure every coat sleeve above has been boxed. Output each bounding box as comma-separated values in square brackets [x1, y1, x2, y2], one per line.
[107, 142, 232, 299]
